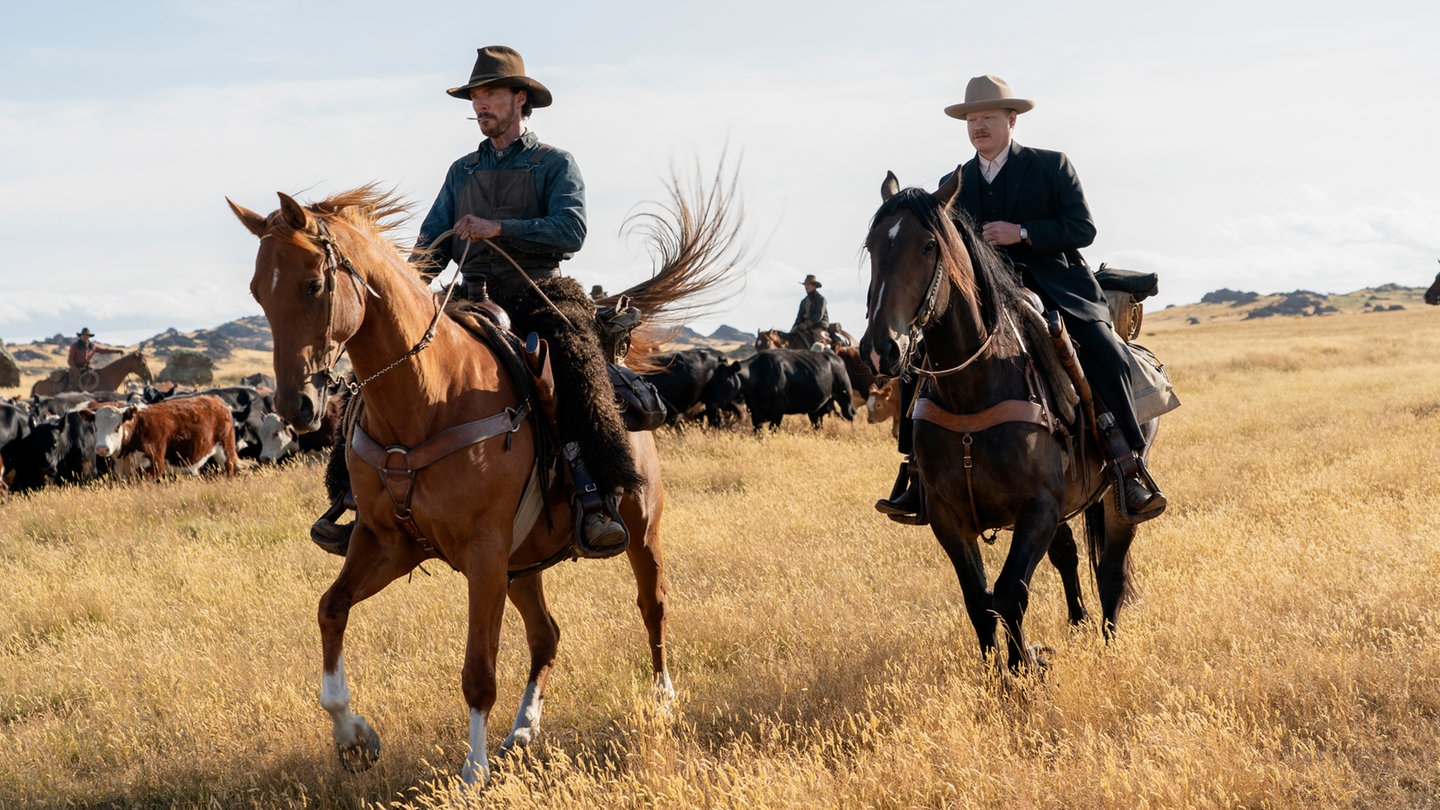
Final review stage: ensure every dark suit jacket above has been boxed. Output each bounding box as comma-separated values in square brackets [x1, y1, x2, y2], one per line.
[945, 142, 1110, 323]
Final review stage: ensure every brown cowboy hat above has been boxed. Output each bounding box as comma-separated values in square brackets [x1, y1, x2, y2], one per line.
[446, 45, 553, 107]
[77, 327, 94, 337]
[943, 75, 1035, 120]
[801, 274, 822, 288]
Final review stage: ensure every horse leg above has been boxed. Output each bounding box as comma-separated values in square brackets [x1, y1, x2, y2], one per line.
[496, 572, 559, 758]
[991, 506, 1060, 672]
[1048, 521, 1091, 626]
[459, 548, 512, 786]
[625, 516, 673, 704]
[1087, 497, 1137, 640]
[932, 521, 999, 661]
[318, 526, 428, 773]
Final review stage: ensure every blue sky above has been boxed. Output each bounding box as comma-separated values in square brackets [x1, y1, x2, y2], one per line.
[2, 0, 1437, 345]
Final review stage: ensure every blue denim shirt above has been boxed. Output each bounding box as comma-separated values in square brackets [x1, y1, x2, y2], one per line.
[414, 130, 587, 271]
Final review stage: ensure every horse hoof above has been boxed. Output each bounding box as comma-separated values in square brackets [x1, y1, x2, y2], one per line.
[336, 718, 381, 772]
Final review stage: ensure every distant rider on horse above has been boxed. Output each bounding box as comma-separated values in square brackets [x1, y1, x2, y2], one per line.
[67, 327, 122, 391]
[792, 274, 830, 347]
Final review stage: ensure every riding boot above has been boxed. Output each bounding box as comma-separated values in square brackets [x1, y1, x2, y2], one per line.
[1097, 412, 1167, 524]
[874, 457, 927, 525]
[310, 491, 354, 556]
[565, 441, 629, 558]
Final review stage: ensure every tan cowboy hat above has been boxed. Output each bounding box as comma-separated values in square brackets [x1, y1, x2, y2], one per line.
[446, 45, 553, 107]
[943, 75, 1035, 120]
[77, 327, 94, 337]
[801, 274, 822, 288]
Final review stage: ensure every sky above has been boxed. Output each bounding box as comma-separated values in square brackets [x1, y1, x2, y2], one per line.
[2, 0, 1437, 346]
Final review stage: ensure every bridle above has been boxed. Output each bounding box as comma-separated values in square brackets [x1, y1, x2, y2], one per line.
[303, 218, 462, 396]
[876, 214, 998, 383]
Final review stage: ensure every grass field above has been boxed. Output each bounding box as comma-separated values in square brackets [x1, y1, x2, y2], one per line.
[3, 304, 1439, 808]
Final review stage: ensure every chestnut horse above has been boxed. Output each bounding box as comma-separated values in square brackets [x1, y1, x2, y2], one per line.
[228, 177, 741, 785]
[30, 350, 153, 396]
[860, 171, 1156, 672]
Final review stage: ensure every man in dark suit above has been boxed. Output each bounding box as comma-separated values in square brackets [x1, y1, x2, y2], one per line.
[876, 75, 1165, 523]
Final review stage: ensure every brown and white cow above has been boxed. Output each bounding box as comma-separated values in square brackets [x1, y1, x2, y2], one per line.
[865, 379, 902, 438]
[93, 395, 238, 479]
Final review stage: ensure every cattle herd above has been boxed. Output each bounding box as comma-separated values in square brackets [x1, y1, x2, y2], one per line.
[0, 375, 342, 496]
[0, 341, 896, 498]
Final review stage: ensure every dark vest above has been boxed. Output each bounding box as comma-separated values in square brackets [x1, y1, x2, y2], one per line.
[977, 166, 1008, 224]
[456, 143, 563, 293]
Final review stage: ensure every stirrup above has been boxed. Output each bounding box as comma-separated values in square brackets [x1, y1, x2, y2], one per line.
[874, 459, 927, 526]
[573, 495, 630, 559]
[1112, 460, 1166, 525]
[310, 495, 353, 556]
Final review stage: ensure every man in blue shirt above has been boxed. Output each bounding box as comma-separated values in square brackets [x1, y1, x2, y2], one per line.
[415, 46, 634, 555]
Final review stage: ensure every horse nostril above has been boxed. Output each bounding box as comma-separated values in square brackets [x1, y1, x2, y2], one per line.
[296, 393, 317, 427]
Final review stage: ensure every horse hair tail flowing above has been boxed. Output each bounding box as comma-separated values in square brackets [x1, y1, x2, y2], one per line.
[602, 152, 751, 373]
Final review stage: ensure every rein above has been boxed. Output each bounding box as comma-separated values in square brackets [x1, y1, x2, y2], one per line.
[310, 221, 468, 395]
[893, 233, 998, 382]
[308, 218, 577, 396]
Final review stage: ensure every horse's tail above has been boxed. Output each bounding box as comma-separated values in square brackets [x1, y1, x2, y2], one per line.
[1084, 499, 1137, 610]
[607, 154, 750, 373]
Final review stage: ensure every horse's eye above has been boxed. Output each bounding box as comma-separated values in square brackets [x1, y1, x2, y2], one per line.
[305, 278, 324, 297]
[922, 240, 937, 255]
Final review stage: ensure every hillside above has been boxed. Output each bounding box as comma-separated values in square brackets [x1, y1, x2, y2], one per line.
[2, 284, 1430, 395]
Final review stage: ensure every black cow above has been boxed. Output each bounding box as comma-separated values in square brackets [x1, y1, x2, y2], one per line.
[639, 347, 732, 428]
[9, 409, 104, 491]
[0, 401, 33, 494]
[715, 349, 856, 431]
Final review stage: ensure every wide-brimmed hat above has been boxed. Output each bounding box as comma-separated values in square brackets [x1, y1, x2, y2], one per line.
[446, 45, 553, 107]
[944, 75, 1035, 120]
[77, 328, 94, 338]
[801, 274, 822, 288]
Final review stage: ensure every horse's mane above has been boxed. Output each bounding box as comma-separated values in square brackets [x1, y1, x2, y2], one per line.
[869, 188, 1025, 357]
[309, 184, 415, 254]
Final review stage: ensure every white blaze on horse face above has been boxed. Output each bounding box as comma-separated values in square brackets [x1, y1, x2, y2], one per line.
[888, 220, 902, 242]
[271, 265, 281, 294]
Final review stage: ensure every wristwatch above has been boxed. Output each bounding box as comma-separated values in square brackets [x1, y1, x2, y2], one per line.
[1018, 225, 1030, 244]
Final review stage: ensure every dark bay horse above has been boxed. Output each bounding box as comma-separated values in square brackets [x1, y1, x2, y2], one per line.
[228, 178, 741, 785]
[1425, 261, 1440, 305]
[30, 350, 153, 396]
[860, 171, 1155, 672]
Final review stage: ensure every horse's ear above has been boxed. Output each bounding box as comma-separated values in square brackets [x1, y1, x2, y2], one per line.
[881, 171, 900, 201]
[935, 165, 963, 210]
[227, 198, 269, 238]
[277, 192, 312, 232]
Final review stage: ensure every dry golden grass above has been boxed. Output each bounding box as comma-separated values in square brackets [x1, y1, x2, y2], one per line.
[3, 307, 1440, 808]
